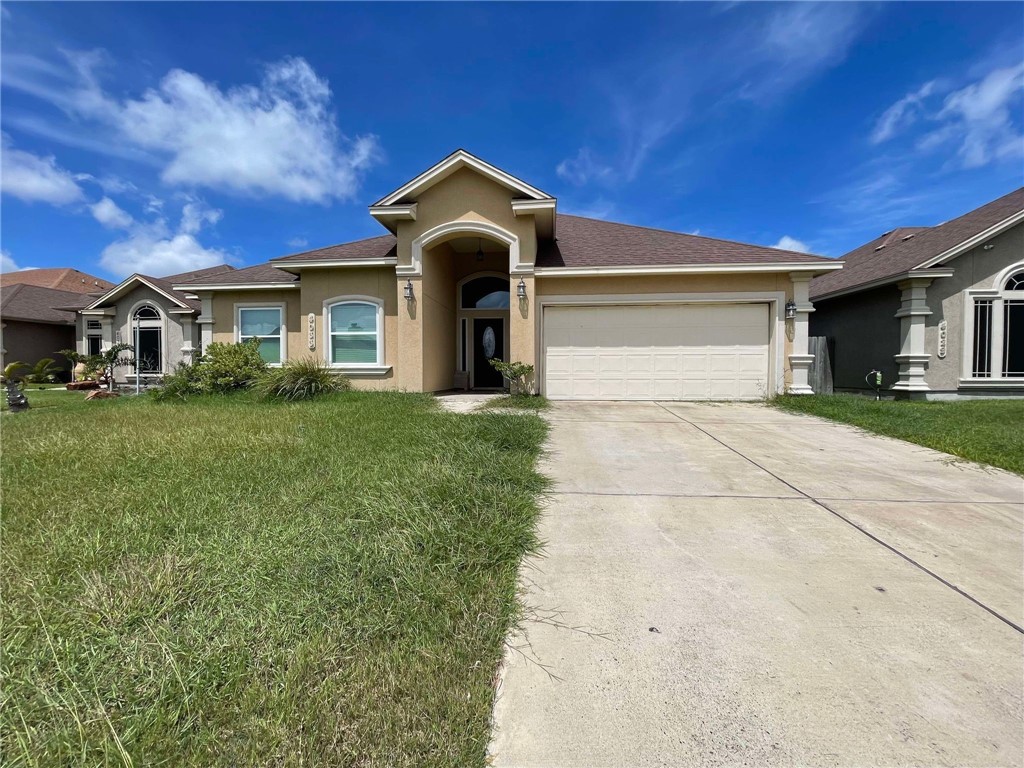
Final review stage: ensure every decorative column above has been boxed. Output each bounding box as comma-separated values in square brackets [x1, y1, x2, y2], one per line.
[892, 277, 934, 394]
[99, 316, 114, 351]
[196, 293, 215, 353]
[787, 273, 815, 395]
[180, 316, 196, 360]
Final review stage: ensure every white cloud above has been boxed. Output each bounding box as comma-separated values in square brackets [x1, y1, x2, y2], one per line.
[556, 148, 616, 186]
[932, 62, 1024, 168]
[868, 63, 1024, 169]
[99, 200, 229, 277]
[90, 197, 134, 229]
[0, 138, 84, 205]
[286, 237, 308, 249]
[2, 250, 27, 272]
[871, 81, 939, 144]
[9, 51, 382, 203]
[562, 197, 615, 220]
[771, 235, 811, 253]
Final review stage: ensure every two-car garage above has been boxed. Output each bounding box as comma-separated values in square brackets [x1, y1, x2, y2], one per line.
[542, 302, 773, 401]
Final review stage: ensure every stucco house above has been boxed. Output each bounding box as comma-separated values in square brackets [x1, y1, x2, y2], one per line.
[810, 187, 1024, 399]
[84, 150, 842, 399]
[79, 265, 235, 381]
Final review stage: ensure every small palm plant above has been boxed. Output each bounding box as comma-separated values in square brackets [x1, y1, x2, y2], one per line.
[91, 343, 135, 391]
[2, 361, 29, 383]
[25, 357, 64, 384]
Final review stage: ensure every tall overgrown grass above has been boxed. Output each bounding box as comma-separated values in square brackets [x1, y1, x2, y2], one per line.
[2, 391, 549, 766]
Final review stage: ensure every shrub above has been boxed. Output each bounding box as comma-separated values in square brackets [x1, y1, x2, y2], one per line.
[24, 358, 64, 384]
[150, 361, 201, 401]
[194, 339, 267, 394]
[256, 358, 350, 401]
[488, 359, 535, 394]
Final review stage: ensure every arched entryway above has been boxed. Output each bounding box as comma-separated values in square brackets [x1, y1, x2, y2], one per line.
[457, 273, 510, 389]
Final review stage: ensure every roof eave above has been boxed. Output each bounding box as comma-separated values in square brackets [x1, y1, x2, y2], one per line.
[172, 282, 301, 291]
[534, 261, 843, 278]
[812, 268, 955, 302]
[914, 207, 1024, 269]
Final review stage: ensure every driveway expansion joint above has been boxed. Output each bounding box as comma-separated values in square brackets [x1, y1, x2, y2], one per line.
[651, 402, 1024, 636]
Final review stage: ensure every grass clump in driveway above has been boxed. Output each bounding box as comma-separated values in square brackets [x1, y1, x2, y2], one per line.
[2, 391, 548, 766]
[482, 394, 550, 411]
[772, 394, 1024, 475]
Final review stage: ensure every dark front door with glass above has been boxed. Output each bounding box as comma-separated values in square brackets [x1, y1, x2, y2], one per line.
[473, 318, 505, 388]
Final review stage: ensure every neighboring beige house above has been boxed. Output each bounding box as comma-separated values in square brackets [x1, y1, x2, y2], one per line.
[811, 187, 1024, 399]
[74, 151, 841, 398]
[156, 150, 840, 400]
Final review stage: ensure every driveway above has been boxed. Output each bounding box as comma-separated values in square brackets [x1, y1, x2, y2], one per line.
[490, 402, 1024, 768]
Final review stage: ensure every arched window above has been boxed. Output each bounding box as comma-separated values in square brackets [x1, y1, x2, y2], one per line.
[460, 276, 510, 309]
[132, 304, 163, 373]
[326, 298, 383, 366]
[969, 264, 1024, 379]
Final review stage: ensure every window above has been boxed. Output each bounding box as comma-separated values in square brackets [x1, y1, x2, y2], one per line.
[132, 304, 163, 374]
[460, 276, 510, 309]
[87, 336, 102, 356]
[86, 319, 102, 330]
[328, 300, 380, 365]
[967, 266, 1024, 380]
[238, 307, 283, 364]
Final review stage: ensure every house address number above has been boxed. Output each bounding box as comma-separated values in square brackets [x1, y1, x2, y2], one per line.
[937, 319, 947, 359]
[308, 313, 316, 350]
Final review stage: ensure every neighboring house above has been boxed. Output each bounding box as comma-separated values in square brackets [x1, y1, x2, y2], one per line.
[810, 188, 1024, 399]
[158, 149, 840, 400]
[0, 267, 114, 295]
[79, 265, 235, 382]
[0, 284, 93, 373]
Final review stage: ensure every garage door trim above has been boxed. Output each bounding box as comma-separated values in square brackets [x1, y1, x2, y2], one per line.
[536, 291, 786, 400]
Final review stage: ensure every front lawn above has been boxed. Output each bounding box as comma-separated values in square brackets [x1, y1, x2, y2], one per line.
[2, 391, 548, 766]
[772, 394, 1024, 475]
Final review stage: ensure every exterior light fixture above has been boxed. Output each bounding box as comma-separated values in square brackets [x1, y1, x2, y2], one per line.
[517, 277, 527, 299]
[476, 238, 485, 262]
[983, 243, 995, 250]
[404, 279, 414, 301]
[785, 300, 797, 320]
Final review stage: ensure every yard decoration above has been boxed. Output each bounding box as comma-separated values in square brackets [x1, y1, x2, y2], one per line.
[2, 362, 30, 412]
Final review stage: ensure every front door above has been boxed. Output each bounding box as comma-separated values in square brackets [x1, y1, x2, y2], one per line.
[473, 317, 505, 388]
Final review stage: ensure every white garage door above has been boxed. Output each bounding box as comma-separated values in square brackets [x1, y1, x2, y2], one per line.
[543, 303, 771, 401]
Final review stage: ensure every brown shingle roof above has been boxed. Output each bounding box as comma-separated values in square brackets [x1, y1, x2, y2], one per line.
[272, 235, 398, 264]
[175, 262, 300, 287]
[0, 284, 92, 324]
[0, 267, 114, 294]
[539, 215, 833, 268]
[811, 187, 1024, 299]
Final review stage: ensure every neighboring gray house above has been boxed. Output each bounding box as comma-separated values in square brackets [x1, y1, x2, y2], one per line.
[79, 265, 235, 383]
[810, 187, 1024, 399]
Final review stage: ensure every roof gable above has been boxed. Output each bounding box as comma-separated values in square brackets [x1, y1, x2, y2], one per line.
[372, 149, 551, 207]
[85, 274, 195, 311]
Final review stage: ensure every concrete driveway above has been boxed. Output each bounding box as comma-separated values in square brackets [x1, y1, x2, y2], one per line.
[490, 402, 1024, 768]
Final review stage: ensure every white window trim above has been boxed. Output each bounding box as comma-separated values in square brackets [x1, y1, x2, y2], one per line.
[960, 260, 1024, 384]
[323, 295, 389, 374]
[234, 303, 286, 366]
[127, 299, 166, 376]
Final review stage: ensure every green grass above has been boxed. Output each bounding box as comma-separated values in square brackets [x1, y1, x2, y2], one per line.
[772, 394, 1024, 475]
[1, 391, 549, 766]
[481, 394, 550, 411]
[0, 388, 84, 412]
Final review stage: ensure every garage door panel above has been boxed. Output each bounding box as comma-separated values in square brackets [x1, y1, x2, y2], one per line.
[544, 303, 770, 401]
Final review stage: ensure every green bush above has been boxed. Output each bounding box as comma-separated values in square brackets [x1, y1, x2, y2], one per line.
[150, 361, 201, 401]
[195, 339, 267, 394]
[256, 358, 350, 401]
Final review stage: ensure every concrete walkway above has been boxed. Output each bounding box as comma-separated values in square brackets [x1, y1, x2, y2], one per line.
[490, 402, 1024, 768]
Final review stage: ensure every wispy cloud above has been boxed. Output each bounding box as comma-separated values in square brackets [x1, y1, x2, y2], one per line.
[4, 51, 383, 203]
[561, 197, 616, 220]
[0, 136, 84, 205]
[90, 197, 134, 229]
[557, 3, 872, 187]
[286, 237, 308, 249]
[770, 235, 810, 253]
[1, 249, 32, 272]
[870, 62, 1024, 169]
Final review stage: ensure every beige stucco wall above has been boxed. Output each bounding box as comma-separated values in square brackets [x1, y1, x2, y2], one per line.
[394, 167, 538, 269]
[421, 243, 457, 391]
[924, 222, 1024, 391]
[211, 289, 303, 363]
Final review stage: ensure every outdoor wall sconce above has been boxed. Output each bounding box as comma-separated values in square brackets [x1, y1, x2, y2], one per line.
[517, 277, 527, 299]
[404, 279, 414, 301]
[785, 300, 797, 320]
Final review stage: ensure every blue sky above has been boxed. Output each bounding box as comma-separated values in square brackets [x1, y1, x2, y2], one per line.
[2, 2, 1022, 279]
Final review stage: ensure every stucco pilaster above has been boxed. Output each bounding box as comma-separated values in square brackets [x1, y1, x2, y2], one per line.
[787, 273, 815, 395]
[509, 275, 537, 392]
[893, 277, 934, 392]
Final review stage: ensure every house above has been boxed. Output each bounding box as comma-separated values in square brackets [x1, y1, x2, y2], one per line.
[86, 150, 842, 399]
[0, 284, 94, 373]
[79, 265, 236, 381]
[810, 188, 1024, 399]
